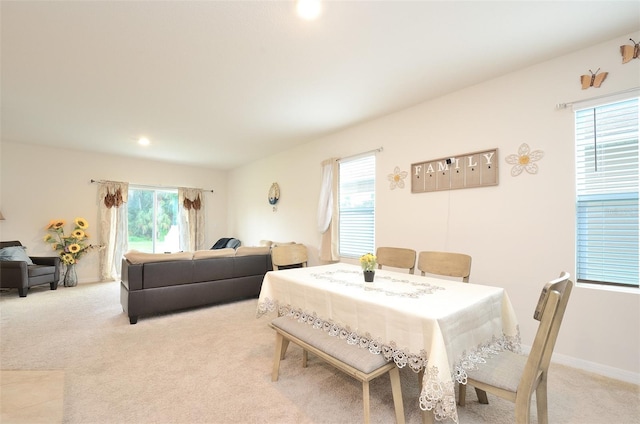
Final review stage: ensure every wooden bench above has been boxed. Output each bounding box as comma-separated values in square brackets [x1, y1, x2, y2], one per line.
[270, 316, 405, 424]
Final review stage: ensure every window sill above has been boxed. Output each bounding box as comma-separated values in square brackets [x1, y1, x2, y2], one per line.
[576, 281, 640, 295]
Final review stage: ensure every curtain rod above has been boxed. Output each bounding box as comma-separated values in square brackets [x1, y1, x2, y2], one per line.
[556, 87, 640, 110]
[337, 146, 384, 162]
[90, 179, 214, 193]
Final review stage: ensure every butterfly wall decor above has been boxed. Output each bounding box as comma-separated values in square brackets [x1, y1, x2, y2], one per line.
[580, 68, 607, 90]
[620, 38, 639, 64]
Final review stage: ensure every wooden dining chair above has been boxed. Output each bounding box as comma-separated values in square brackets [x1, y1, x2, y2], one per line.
[375, 247, 416, 274]
[271, 244, 308, 270]
[417, 251, 472, 282]
[458, 272, 573, 424]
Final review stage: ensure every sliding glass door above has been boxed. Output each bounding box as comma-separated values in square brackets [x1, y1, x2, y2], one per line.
[127, 187, 179, 253]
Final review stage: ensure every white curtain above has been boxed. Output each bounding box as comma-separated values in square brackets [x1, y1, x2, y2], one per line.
[178, 188, 205, 252]
[97, 180, 129, 281]
[317, 158, 339, 261]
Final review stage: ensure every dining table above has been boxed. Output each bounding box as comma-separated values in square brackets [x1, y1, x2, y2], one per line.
[256, 263, 521, 423]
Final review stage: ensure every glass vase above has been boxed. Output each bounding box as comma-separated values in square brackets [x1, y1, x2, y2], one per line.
[64, 263, 78, 287]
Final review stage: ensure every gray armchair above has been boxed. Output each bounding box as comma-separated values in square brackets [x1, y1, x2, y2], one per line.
[0, 241, 61, 297]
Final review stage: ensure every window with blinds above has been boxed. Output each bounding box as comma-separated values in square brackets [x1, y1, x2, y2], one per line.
[338, 154, 375, 258]
[575, 97, 639, 287]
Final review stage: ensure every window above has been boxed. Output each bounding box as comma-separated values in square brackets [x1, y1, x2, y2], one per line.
[127, 187, 179, 253]
[338, 154, 375, 258]
[575, 97, 639, 287]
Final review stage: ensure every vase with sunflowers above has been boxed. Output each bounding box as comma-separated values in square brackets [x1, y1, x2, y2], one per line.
[359, 252, 377, 282]
[44, 217, 101, 287]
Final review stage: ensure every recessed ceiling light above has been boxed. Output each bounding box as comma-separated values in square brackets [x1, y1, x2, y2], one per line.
[296, 0, 322, 20]
[138, 137, 150, 146]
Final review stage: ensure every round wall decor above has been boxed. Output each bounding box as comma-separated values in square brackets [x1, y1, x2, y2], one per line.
[268, 183, 280, 205]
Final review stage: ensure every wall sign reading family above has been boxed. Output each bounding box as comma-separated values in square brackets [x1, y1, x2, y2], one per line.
[411, 148, 499, 193]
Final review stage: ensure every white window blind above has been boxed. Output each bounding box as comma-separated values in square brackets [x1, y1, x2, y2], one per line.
[575, 97, 639, 287]
[339, 154, 375, 258]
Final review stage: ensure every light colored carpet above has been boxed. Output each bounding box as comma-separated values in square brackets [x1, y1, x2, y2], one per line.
[1, 282, 638, 424]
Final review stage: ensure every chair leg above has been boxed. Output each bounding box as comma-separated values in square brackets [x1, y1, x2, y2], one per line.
[536, 378, 549, 424]
[362, 380, 371, 424]
[302, 349, 308, 368]
[272, 333, 286, 382]
[18, 287, 27, 297]
[388, 367, 405, 424]
[50, 281, 58, 290]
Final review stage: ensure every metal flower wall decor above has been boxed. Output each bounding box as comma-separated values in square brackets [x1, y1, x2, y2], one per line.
[505, 143, 544, 176]
[387, 166, 408, 189]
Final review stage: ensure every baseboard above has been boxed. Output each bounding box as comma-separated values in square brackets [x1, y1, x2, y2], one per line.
[520, 344, 640, 385]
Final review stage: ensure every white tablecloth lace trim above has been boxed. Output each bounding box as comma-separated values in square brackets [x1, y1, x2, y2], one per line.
[257, 299, 429, 371]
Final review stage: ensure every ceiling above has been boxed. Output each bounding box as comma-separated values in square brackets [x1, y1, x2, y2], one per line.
[2, 1, 639, 170]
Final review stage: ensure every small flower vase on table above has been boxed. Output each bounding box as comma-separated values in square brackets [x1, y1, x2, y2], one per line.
[360, 253, 377, 283]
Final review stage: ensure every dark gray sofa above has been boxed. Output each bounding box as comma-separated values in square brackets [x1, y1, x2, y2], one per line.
[120, 248, 272, 324]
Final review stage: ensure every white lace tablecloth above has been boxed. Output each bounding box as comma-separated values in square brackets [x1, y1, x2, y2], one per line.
[257, 263, 520, 423]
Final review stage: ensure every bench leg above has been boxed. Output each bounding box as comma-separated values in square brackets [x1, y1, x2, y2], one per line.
[421, 408, 434, 424]
[272, 332, 286, 382]
[280, 339, 290, 360]
[476, 388, 489, 404]
[458, 382, 467, 406]
[389, 367, 405, 424]
[362, 380, 371, 424]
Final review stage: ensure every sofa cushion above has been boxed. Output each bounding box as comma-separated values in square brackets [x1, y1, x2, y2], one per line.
[235, 246, 270, 256]
[193, 257, 235, 282]
[193, 248, 236, 259]
[0, 246, 34, 265]
[143, 260, 194, 289]
[28, 264, 57, 277]
[124, 250, 193, 264]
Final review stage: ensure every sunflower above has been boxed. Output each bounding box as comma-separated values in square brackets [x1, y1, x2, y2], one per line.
[48, 219, 65, 230]
[62, 253, 75, 265]
[68, 244, 81, 254]
[43, 234, 52, 242]
[74, 217, 89, 229]
[72, 229, 85, 239]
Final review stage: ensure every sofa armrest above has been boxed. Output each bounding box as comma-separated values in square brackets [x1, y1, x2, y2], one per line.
[0, 261, 29, 288]
[121, 258, 143, 291]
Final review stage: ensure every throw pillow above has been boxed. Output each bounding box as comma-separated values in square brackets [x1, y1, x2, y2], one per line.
[0, 246, 34, 265]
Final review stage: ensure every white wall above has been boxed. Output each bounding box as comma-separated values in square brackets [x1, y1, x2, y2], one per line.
[0, 142, 228, 282]
[228, 32, 640, 382]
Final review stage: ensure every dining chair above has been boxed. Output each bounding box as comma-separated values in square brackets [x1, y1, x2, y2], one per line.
[375, 247, 416, 274]
[271, 244, 308, 270]
[417, 251, 472, 282]
[458, 272, 573, 424]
